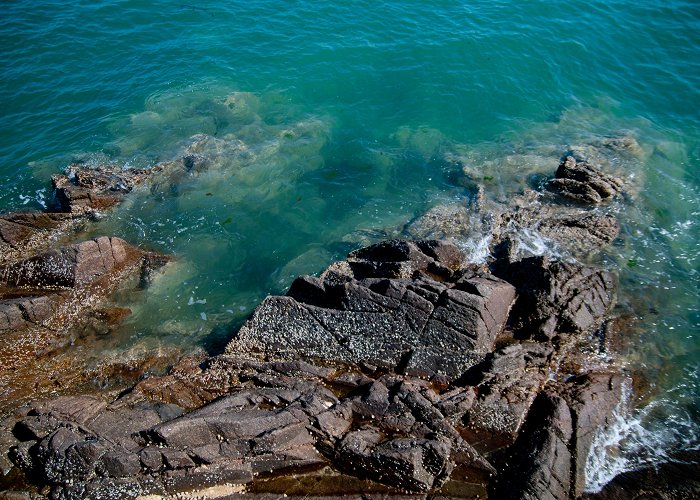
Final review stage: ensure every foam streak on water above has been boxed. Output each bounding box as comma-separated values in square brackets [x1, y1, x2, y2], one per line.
[586, 368, 700, 492]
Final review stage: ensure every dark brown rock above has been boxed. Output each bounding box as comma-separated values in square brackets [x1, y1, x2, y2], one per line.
[0, 213, 77, 266]
[466, 342, 553, 439]
[1, 236, 632, 497]
[585, 454, 700, 500]
[100, 449, 141, 477]
[491, 391, 573, 500]
[346, 239, 465, 280]
[548, 156, 623, 204]
[494, 256, 616, 340]
[336, 430, 453, 492]
[0, 294, 63, 333]
[563, 372, 625, 498]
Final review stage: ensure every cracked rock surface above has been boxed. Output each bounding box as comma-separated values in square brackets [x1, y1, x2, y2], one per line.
[2, 239, 626, 499]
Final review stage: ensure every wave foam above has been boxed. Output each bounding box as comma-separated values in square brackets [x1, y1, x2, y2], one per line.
[585, 371, 700, 492]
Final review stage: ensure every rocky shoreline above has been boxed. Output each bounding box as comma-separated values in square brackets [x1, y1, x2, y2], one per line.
[0, 143, 697, 498]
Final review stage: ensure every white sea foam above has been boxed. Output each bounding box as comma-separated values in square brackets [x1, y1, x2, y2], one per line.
[585, 372, 700, 492]
[18, 188, 47, 208]
[457, 234, 492, 264]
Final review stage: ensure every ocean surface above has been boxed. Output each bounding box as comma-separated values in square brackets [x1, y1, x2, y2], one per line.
[1, 0, 699, 490]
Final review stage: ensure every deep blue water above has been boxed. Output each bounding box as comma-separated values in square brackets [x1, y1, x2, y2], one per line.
[1, 0, 699, 489]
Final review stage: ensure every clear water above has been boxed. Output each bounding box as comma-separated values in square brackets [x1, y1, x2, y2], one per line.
[1, 0, 699, 489]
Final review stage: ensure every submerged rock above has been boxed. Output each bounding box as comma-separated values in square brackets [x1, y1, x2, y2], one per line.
[51, 164, 154, 214]
[0, 236, 164, 332]
[0, 212, 79, 266]
[548, 155, 624, 204]
[0, 236, 171, 414]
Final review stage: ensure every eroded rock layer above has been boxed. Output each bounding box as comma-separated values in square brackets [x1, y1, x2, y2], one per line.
[3, 239, 625, 499]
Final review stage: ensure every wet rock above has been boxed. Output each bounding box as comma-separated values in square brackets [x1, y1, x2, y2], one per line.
[0, 236, 138, 289]
[491, 391, 573, 500]
[548, 156, 624, 204]
[0, 294, 63, 333]
[535, 211, 620, 255]
[0, 213, 77, 265]
[1, 236, 630, 497]
[563, 372, 625, 498]
[51, 164, 153, 214]
[585, 453, 700, 500]
[494, 256, 616, 340]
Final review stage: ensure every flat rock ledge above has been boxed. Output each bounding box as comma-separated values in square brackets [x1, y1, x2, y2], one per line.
[3, 239, 625, 499]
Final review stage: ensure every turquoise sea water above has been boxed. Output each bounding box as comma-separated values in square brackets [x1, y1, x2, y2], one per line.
[1, 0, 699, 490]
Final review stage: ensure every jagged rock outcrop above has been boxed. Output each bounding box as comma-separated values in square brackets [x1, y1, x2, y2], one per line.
[406, 149, 625, 262]
[464, 342, 554, 439]
[563, 372, 626, 498]
[51, 164, 154, 214]
[6, 358, 495, 498]
[2, 236, 135, 290]
[490, 391, 574, 500]
[1, 238, 627, 499]
[0, 137, 641, 497]
[548, 156, 624, 204]
[491, 372, 624, 500]
[493, 256, 616, 341]
[227, 239, 515, 382]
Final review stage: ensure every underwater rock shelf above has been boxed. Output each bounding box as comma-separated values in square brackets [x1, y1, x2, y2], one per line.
[0, 149, 695, 499]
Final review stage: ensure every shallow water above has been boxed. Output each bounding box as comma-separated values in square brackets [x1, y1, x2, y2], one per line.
[1, 0, 699, 489]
